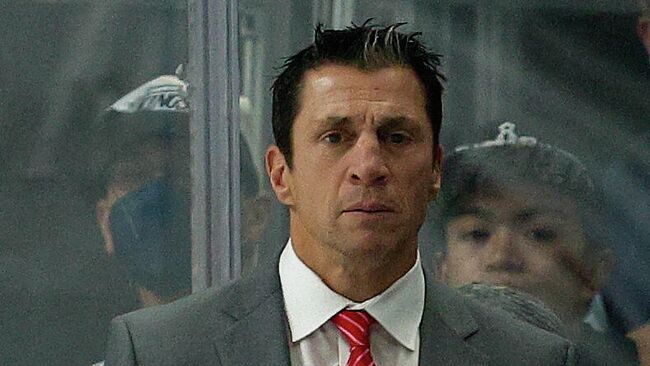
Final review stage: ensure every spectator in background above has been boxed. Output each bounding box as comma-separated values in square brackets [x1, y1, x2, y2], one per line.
[95, 71, 192, 307]
[434, 123, 639, 365]
[94, 70, 267, 307]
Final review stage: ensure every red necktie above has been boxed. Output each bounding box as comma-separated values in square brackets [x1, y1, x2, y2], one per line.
[332, 310, 376, 366]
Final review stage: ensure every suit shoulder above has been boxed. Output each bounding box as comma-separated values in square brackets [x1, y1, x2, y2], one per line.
[106, 277, 267, 366]
[119, 280, 238, 329]
[116, 270, 278, 338]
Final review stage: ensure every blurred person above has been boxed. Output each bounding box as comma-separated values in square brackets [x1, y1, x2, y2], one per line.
[435, 122, 639, 365]
[90, 72, 267, 366]
[95, 71, 192, 307]
[95, 71, 267, 307]
[87, 71, 192, 366]
[104, 22, 575, 366]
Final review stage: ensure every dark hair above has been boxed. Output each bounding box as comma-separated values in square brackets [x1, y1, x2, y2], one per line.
[271, 21, 445, 167]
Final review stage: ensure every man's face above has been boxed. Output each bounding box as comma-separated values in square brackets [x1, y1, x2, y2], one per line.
[439, 184, 596, 320]
[268, 64, 441, 265]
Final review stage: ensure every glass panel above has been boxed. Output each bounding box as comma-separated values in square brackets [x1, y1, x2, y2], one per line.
[237, 1, 309, 275]
[0, 2, 189, 365]
[235, 0, 649, 361]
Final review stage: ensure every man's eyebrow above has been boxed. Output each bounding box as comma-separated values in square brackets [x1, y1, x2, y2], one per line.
[377, 115, 420, 130]
[314, 115, 423, 132]
[316, 116, 352, 130]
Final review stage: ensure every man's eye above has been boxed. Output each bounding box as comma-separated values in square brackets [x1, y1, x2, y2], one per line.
[388, 133, 408, 144]
[380, 131, 411, 145]
[529, 228, 557, 243]
[323, 132, 343, 144]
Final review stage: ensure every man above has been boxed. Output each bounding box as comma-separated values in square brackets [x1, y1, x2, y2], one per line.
[105, 23, 575, 365]
[435, 122, 638, 365]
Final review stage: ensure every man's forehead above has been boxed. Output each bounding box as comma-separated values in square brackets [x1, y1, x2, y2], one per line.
[299, 64, 425, 98]
[313, 114, 426, 131]
[296, 64, 428, 120]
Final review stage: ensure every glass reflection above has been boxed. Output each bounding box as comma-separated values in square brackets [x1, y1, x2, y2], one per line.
[0, 2, 187, 365]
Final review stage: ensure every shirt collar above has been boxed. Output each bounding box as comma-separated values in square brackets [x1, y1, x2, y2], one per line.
[279, 239, 425, 351]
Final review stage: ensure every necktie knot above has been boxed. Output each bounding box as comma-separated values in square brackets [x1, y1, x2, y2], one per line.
[332, 310, 375, 347]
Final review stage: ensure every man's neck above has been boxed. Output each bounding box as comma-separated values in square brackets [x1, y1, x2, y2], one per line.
[290, 237, 418, 302]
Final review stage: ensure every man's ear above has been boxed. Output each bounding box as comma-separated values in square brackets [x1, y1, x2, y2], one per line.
[265, 145, 294, 205]
[431, 144, 444, 199]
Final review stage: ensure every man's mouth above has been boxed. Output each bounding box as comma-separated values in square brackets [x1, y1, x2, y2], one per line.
[343, 202, 394, 214]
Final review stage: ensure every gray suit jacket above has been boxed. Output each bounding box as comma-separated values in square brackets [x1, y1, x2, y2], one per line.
[105, 259, 575, 365]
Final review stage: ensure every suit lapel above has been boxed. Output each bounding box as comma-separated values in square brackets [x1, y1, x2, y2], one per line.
[419, 272, 489, 366]
[213, 263, 291, 366]
[210, 257, 489, 365]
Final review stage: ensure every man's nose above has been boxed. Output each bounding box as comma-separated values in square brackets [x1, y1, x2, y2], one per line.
[348, 133, 389, 187]
[485, 227, 525, 273]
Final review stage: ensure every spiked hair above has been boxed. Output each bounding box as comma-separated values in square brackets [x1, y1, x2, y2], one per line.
[271, 21, 445, 167]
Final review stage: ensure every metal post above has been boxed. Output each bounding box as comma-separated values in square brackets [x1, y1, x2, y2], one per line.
[187, 0, 241, 291]
[474, 3, 503, 127]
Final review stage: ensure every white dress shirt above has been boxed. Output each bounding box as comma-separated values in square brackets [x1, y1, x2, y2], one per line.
[279, 239, 425, 366]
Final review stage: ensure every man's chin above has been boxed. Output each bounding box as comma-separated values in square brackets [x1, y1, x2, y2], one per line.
[335, 232, 409, 256]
